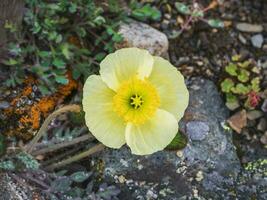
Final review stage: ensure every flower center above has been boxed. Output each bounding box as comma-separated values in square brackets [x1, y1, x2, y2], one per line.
[113, 77, 160, 124]
[130, 94, 144, 109]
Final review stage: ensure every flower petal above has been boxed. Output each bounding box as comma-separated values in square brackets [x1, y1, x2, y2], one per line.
[82, 75, 126, 148]
[100, 48, 154, 91]
[125, 109, 178, 155]
[148, 56, 189, 120]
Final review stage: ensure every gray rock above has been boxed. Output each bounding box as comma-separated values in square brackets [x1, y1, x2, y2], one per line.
[116, 20, 169, 57]
[238, 33, 247, 44]
[236, 23, 263, 33]
[257, 118, 267, 132]
[261, 99, 267, 112]
[251, 34, 264, 48]
[94, 78, 246, 199]
[0, 173, 40, 200]
[186, 121, 209, 141]
[0, 101, 9, 109]
[247, 110, 263, 120]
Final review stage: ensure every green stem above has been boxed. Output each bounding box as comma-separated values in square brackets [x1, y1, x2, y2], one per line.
[25, 104, 81, 153]
[44, 144, 105, 171]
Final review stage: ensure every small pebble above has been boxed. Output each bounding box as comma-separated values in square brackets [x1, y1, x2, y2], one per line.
[236, 23, 263, 33]
[0, 101, 9, 109]
[176, 150, 183, 158]
[195, 171, 204, 182]
[261, 99, 267, 112]
[238, 33, 247, 44]
[251, 34, 264, 48]
[257, 118, 267, 132]
[260, 131, 267, 145]
[247, 110, 263, 120]
[118, 175, 126, 183]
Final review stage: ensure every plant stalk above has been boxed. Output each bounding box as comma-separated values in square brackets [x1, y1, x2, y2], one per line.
[44, 144, 105, 171]
[25, 104, 81, 153]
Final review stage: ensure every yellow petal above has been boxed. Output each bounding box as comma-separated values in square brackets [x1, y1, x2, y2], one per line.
[82, 75, 126, 148]
[100, 48, 154, 91]
[125, 109, 178, 155]
[148, 56, 189, 121]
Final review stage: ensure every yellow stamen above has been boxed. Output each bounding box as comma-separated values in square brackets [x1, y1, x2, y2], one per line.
[113, 77, 160, 124]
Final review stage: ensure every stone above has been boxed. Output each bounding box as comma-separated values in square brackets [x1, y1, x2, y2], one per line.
[0, 173, 40, 200]
[116, 20, 169, 57]
[0, 101, 9, 109]
[261, 99, 267, 112]
[186, 121, 209, 141]
[260, 131, 267, 145]
[238, 33, 247, 44]
[257, 118, 267, 132]
[94, 78, 243, 199]
[236, 23, 263, 33]
[251, 34, 264, 48]
[226, 101, 240, 111]
[247, 110, 263, 120]
[227, 110, 247, 133]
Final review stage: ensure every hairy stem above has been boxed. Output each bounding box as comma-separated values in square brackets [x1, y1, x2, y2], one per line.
[44, 144, 105, 171]
[25, 104, 81, 153]
[32, 134, 94, 156]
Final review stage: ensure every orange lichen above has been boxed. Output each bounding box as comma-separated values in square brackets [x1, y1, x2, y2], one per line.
[3, 71, 78, 140]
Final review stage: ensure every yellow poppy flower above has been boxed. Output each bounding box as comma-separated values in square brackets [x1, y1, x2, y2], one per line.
[82, 48, 189, 155]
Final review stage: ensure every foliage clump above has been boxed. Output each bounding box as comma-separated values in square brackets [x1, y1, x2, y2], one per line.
[3, 0, 125, 95]
[220, 55, 262, 110]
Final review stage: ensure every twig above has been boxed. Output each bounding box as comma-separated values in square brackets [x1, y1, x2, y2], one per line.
[24, 104, 81, 153]
[44, 144, 105, 171]
[41, 145, 83, 167]
[32, 134, 94, 156]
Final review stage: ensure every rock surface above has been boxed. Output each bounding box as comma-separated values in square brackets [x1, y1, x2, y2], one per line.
[93, 78, 267, 199]
[116, 20, 169, 57]
[0, 173, 42, 200]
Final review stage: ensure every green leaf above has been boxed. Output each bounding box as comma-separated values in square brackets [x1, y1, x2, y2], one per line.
[38, 51, 50, 58]
[53, 58, 66, 68]
[39, 84, 53, 96]
[112, 33, 123, 42]
[0, 161, 15, 171]
[55, 75, 69, 84]
[207, 19, 224, 28]
[226, 93, 238, 103]
[238, 60, 250, 68]
[231, 55, 241, 62]
[95, 52, 106, 62]
[60, 43, 71, 60]
[72, 68, 81, 80]
[251, 77, 260, 92]
[225, 63, 237, 76]
[231, 83, 250, 95]
[55, 34, 63, 43]
[93, 16, 106, 25]
[221, 78, 234, 93]
[132, 5, 161, 21]
[175, 2, 191, 15]
[237, 69, 250, 83]
[16, 152, 39, 170]
[191, 10, 204, 17]
[69, 3, 77, 13]
[4, 58, 18, 66]
[70, 171, 92, 183]
[51, 177, 72, 192]
[165, 132, 188, 150]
